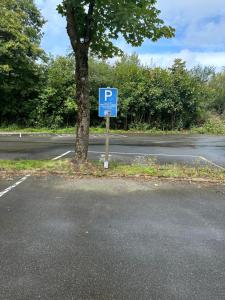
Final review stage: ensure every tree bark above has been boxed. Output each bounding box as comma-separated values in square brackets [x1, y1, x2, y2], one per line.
[74, 47, 90, 163]
[65, 2, 96, 163]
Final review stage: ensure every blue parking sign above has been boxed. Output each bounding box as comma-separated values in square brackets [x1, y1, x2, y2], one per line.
[98, 88, 118, 117]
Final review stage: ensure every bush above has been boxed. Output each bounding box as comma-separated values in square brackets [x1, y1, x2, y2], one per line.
[129, 122, 151, 131]
[193, 115, 225, 135]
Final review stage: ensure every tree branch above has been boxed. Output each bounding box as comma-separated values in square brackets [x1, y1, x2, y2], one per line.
[66, 7, 78, 49]
[85, 0, 96, 42]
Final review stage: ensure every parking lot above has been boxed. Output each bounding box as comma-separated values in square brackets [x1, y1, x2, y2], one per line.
[0, 134, 225, 299]
[0, 133, 225, 168]
[0, 177, 225, 299]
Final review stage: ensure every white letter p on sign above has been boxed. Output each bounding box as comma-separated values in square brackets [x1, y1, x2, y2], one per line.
[105, 90, 112, 101]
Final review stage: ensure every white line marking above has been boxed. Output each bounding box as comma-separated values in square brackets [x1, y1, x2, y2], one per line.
[88, 150, 200, 158]
[0, 175, 31, 198]
[199, 156, 225, 170]
[51, 151, 72, 161]
[0, 150, 73, 199]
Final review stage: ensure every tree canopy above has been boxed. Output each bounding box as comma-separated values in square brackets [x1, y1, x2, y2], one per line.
[0, 0, 224, 136]
[0, 0, 45, 124]
[56, 0, 175, 162]
[57, 0, 175, 57]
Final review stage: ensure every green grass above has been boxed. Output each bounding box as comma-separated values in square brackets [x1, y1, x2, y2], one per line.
[0, 160, 73, 173]
[0, 125, 76, 134]
[0, 124, 224, 136]
[0, 159, 224, 181]
[0, 125, 127, 135]
[0, 126, 198, 136]
[110, 163, 225, 180]
[1, 116, 225, 136]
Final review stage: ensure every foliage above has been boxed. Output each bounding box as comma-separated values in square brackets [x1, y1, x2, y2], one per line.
[0, 0, 46, 126]
[190, 65, 215, 83]
[192, 115, 225, 135]
[1, 45, 224, 132]
[57, 0, 175, 59]
[112, 57, 210, 130]
[89, 58, 114, 125]
[1, 0, 225, 136]
[57, 0, 175, 161]
[35, 56, 77, 128]
[208, 70, 225, 115]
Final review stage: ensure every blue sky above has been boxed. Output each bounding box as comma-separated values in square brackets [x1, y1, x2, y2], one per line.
[35, 0, 225, 69]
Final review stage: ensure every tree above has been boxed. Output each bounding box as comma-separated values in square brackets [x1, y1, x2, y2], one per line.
[114, 54, 147, 129]
[0, 0, 45, 125]
[36, 55, 77, 128]
[190, 65, 215, 83]
[208, 70, 225, 115]
[168, 59, 204, 129]
[57, 0, 175, 163]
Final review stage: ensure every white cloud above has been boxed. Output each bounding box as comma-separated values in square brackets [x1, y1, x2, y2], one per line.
[138, 50, 225, 70]
[35, 0, 70, 54]
[158, 0, 225, 24]
[35, 0, 225, 69]
[184, 17, 225, 49]
[158, 0, 225, 50]
[37, 0, 66, 36]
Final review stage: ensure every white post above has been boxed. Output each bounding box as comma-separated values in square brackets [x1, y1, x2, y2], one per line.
[104, 114, 110, 169]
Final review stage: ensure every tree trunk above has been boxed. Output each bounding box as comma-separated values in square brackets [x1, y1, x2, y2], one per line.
[125, 114, 128, 130]
[74, 48, 90, 163]
[65, 3, 96, 164]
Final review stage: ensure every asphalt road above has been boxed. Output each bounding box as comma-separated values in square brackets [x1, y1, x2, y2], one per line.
[0, 133, 225, 168]
[0, 177, 225, 299]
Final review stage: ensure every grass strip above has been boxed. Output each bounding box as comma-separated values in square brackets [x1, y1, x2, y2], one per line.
[0, 126, 180, 135]
[0, 126, 225, 136]
[0, 159, 224, 181]
[0, 160, 73, 172]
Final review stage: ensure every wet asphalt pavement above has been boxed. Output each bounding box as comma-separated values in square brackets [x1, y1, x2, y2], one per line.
[0, 177, 225, 299]
[1, 133, 225, 298]
[0, 133, 225, 167]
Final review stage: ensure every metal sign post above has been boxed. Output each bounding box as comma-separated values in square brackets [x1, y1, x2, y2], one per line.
[104, 114, 110, 169]
[98, 87, 118, 169]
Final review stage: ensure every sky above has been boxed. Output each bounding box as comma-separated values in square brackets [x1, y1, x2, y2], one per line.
[35, 0, 225, 69]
